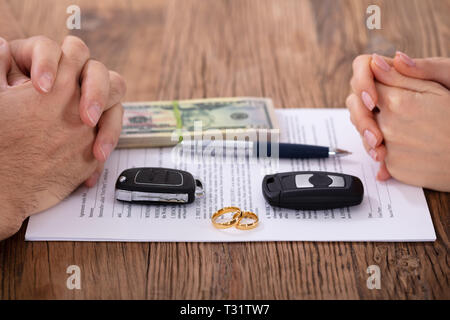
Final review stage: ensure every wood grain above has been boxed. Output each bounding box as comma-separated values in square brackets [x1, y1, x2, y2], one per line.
[0, 0, 449, 299]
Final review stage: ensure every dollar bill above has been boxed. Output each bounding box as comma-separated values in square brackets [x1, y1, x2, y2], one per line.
[118, 97, 279, 148]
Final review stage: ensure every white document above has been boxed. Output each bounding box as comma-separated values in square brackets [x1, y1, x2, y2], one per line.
[25, 109, 436, 242]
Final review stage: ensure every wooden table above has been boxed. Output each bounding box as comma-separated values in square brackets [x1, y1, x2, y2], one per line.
[0, 0, 449, 299]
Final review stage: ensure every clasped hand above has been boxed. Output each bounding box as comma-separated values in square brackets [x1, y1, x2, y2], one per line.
[0, 36, 126, 239]
[347, 52, 450, 192]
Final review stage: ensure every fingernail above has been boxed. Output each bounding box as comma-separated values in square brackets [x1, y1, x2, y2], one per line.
[361, 91, 375, 111]
[369, 149, 378, 161]
[0, 38, 5, 47]
[364, 129, 378, 148]
[396, 51, 415, 67]
[87, 103, 102, 126]
[100, 143, 114, 161]
[372, 54, 391, 71]
[38, 72, 54, 93]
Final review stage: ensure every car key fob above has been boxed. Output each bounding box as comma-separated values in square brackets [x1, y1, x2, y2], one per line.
[262, 171, 364, 210]
[115, 167, 204, 204]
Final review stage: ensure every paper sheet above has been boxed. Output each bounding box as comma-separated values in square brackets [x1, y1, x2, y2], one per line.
[25, 109, 436, 242]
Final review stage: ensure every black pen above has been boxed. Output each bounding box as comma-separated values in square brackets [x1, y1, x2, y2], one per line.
[179, 141, 351, 159]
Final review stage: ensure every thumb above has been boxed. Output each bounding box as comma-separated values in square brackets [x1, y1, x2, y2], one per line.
[394, 52, 450, 89]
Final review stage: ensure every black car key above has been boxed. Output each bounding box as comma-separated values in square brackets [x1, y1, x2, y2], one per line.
[115, 167, 204, 204]
[262, 171, 364, 210]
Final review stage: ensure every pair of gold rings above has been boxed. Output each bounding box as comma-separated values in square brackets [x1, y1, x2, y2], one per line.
[211, 207, 259, 230]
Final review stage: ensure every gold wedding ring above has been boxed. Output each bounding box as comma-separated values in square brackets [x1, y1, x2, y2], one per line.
[211, 207, 242, 229]
[235, 211, 259, 230]
[212, 207, 259, 230]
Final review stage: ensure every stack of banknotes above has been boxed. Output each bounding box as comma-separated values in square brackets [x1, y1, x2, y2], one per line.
[118, 97, 279, 148]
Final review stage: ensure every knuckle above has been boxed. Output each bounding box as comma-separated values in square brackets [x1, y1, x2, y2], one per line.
[89, 59, 107, 71]
[63, 35, 90, 58]
[349, 76, 355, 90]
[0, 37, 10, 50]
[83, 59, 108, 81]
[9, 39, 23, 54]
[345, 93, 355, 109]
[386, 91, 410, 114]
[383, 91, 397, 111]
[0, 41, 10, 58]
[33, 36, 61, 54]
[352, 54, 370, 70]
[32, 35, 52, 45]
[110, 71, 127, 96]
[356, 119, 369, 134]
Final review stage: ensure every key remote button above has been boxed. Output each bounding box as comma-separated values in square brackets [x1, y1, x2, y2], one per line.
[135, 169, 163, 183]
[329, 175, 345, 187]
[295, 174, 314, 188]
[135, 169, 183, 186]
[167, 171, 182, 184]
[308, 174, 333, 187]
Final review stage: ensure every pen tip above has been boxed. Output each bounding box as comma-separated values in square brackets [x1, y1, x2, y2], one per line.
[330, 148, 352, 157]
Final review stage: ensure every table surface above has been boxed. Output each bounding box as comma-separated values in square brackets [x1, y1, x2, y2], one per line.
[0, 0, 449, 300]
